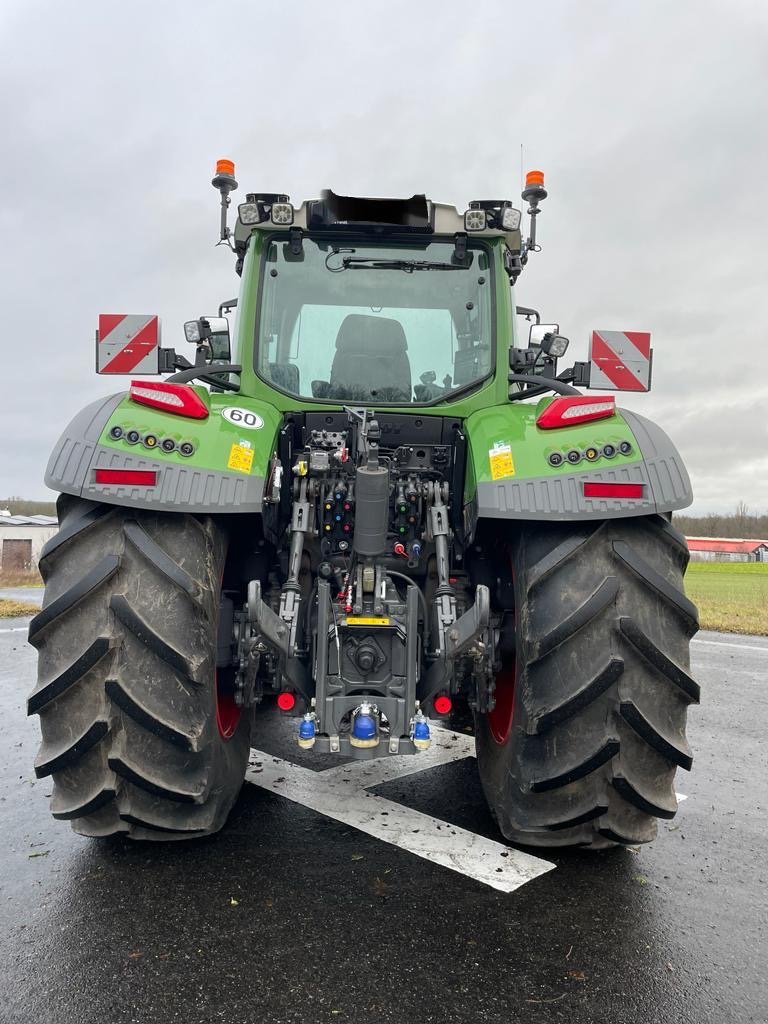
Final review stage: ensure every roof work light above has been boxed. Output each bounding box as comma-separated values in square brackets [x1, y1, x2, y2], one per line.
[464, 200, 522, 232]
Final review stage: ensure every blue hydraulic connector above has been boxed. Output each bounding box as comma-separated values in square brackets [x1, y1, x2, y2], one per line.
[350, 702, 379, 748]
[298, 712, 317, 750]
[411, 710, 431, 751]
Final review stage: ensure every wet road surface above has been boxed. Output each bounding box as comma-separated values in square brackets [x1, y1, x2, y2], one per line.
[1, 606, 766, 1024]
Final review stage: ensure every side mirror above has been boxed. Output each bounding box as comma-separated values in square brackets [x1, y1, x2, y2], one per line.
[529, 322, 562, 349]
[184, 316, 231, 364]
[509, 322, 570, 377]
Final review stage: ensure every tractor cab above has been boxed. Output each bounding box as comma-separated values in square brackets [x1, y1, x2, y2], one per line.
[255, 235, 493, 405]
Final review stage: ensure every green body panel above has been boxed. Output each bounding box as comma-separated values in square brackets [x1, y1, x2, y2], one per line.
[463, 401, 641, 497]
[99, 389, 282, 481]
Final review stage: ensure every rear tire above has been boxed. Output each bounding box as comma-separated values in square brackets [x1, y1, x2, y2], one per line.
[28, 496, 250, 840]
[475, 515, 699, 849]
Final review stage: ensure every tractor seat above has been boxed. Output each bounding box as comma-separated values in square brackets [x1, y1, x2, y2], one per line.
[330, 314, 411, 401]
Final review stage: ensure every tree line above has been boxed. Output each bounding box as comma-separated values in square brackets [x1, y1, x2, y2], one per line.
[673, 502, 768, 539]
[0, 497, 57, 517]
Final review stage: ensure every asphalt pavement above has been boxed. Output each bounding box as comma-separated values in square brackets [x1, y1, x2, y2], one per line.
[1, 592, 766, 1024]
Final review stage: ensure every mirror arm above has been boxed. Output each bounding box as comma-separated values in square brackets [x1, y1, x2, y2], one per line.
[167, 363, 242, 392]
[516, 305, 540, 324]
[568, 362, 592, 388]
[158, 348, 192, 374]
[508, 372, 581, 400]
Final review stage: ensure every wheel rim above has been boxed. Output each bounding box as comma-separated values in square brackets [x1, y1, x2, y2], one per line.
[215, 669, 242, 739]
[488, 661, 516, 745]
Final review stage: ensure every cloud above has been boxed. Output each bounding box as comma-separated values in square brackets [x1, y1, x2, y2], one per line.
[0, 0, 765, 514]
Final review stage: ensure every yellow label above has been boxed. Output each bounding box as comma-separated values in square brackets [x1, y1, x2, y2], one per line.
[345, 616, 391, 627]
[489, 442, 515, 480]
[227, 442, 254, 473]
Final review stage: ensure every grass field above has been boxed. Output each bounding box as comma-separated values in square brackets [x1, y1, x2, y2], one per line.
[1, 561, 765, 633]
[0, 598, 40, 618]
[685, 561, 768, 636]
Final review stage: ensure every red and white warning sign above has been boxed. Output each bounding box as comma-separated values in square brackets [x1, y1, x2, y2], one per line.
[97, 314, 160, 374]
[589, 330, 652, 392]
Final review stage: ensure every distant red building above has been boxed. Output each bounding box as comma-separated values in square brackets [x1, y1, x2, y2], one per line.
[686, 537, 768, 563]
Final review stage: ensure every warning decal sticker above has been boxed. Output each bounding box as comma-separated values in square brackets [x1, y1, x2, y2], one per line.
[489, 442, 515, 480]
[227, 439, 254, 473]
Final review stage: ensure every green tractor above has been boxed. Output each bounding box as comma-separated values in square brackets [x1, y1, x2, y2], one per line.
[28, 162, 699, 848]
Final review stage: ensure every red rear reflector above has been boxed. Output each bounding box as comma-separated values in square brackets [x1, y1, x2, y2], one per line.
[433, 695, 453, 715]
[583, 482, 644, 499]
[536, 395, 616, 429]
[129, 380, 209, 419]
[276, 691, 296, 711]
[94, 469, 157, 486]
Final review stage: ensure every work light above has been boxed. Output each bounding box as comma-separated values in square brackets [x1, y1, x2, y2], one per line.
[501, 206, 522, 231]
[184, 320, 203, 343]
[541, 333, 570, 358]
[271, 202, 294, 225]
[238, 202, 262, 225]
[464, 209, 487, 231]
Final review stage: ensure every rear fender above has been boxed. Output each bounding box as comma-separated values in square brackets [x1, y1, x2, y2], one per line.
[45, 390, 280, 513]
[463, 401, 692, 527]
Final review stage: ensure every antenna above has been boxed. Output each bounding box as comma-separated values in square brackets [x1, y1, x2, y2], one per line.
[520, 144, 524, 192]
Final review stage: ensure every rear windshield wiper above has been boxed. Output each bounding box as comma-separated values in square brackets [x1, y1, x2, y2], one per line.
[338, 256, 465, 273]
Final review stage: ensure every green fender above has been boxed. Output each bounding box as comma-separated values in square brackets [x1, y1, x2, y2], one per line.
[463, 398, 692, 524]
[45, 388, 281, 513]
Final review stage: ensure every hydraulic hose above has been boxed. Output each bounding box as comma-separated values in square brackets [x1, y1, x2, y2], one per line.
[387, 570, 431, 651]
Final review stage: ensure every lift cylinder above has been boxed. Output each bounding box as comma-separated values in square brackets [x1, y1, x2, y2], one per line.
[353, 465, 389, 556]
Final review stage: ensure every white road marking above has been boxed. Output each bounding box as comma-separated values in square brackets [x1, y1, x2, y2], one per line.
[319, 728, 477, 787]
[0, 627, 28, 634]
[247, 730, 554, 894]
[692, 638, 768, 654]
[246, 725, 695, 890]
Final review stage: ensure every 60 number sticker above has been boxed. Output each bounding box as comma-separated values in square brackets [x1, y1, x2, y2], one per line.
[221, 407, 264, 430]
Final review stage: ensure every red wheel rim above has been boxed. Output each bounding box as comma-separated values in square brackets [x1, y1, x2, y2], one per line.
[488, 661, 516, 745]
[215, 669, 242, 739]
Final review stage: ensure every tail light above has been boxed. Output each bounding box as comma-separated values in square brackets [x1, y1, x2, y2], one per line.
[433, 695, 453, 715]
[94, 469, 157, 486]
[583, 482, 644, 499]
[536, 395, 616, 429]
[129, 380, 209, 419]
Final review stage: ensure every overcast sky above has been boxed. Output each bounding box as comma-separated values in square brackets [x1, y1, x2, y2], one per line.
[1, 0, 766, 514]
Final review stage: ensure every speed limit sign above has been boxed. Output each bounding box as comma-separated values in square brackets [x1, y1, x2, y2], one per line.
[221, 407, 264, 430]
